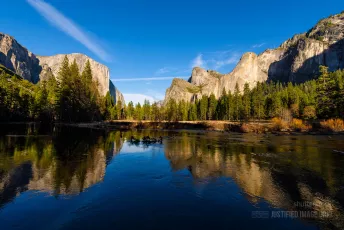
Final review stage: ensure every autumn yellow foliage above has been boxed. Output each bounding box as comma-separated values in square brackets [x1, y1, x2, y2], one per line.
[291, 118, 311, 131]
[320, 119, 344, 132]
[271, 117, 289, 131]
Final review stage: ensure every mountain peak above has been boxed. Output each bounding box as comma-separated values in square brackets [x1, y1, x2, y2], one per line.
[0, 32, 124, 104]
[164, 11, 344, 102]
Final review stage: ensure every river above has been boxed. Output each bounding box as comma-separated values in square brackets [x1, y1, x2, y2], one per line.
[0, 124, 343, 230]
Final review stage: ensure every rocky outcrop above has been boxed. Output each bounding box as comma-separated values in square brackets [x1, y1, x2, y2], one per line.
[0, 33, 41, 83]
[0, 33, 124, 103]
[165, 78, 201, 104]
[165, 53, 270, 102]
[110, 80, 125, 104]
[165, 11, 344, 103]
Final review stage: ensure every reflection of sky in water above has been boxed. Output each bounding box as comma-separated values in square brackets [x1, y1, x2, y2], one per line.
[120, 142, 163, 154]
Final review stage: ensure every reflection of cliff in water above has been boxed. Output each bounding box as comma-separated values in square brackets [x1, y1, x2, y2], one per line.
[164, 133, 344, 229]
[0, 127, 124, 207]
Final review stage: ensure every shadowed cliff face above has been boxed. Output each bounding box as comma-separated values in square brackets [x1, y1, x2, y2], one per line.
[165, 11, 344, 103]
[0, 33, 124, 103]
[268, 38, 344, 83]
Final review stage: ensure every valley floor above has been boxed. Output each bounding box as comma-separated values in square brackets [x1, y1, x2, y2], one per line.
[63, 120, 344, 134]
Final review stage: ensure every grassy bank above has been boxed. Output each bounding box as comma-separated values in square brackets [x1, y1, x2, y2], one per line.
[65, 119, 344, 134]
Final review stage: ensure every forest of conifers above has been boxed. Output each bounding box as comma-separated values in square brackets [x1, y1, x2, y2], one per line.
[0, 58, 343, 123]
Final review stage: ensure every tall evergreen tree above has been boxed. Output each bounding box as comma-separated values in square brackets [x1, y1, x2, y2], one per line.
[56, 56, 72, 122]
[188, 103, 197, 121]
[208, 93, 217, 120]
[151, 102, 160, 121]
[252, 82, 265, 120]
[242, 83, 251, 120]
[126, 101, 135, 120]
[199, 95, 208, 120]
[166, 99, 178, 121]
[143, 99, 151, 120]
[317, 65, 336, 118]
[233, 83, 242, 120]
[82, 60, 93, 84]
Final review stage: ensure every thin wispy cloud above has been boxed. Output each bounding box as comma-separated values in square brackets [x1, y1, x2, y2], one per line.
[155, 67, 190, 76]
[191, 54, 207, 68]
[27, 0, 111, 62]
[155, 67, 170, 75]
[191, 50, 241, 71]
[112, 76, 188, 82]
[214, 54, 240, 69]
[252, 43, 266, 48]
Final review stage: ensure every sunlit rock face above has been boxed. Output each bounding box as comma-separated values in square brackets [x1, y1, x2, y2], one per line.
[165, 11, 344, 103]
[0, 33, 124, 103]
[0, 33, 41, 83]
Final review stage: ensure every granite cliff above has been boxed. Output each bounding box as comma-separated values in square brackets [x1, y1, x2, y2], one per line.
[0, 33, 124, 103]
[165, 11, 344, 103]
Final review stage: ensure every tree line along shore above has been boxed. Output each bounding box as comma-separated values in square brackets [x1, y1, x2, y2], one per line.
[0, 57, 343, 133]
[64, 119, 343, 134]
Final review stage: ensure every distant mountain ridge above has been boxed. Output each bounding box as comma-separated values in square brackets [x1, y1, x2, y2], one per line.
[165, 11, 344, 103]
[0, 33, 124, 104]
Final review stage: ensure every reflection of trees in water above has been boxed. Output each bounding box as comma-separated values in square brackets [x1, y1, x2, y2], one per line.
[164, 133, 344, 229]
[0, 126, 124, 207]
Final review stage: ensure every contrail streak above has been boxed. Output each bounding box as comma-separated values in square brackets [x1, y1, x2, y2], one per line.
[27, 0, 111, 62]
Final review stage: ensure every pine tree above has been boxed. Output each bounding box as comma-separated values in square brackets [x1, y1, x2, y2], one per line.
[143, 99, 151, 120]
[227, 90, 233, 120]
[82, 60, 92, 84]
[151, 102, 160, 121]
[58, 56, 71, 82]
[272, 93, 283, 117]
[207, 93, 217, 120]
[56, 55, 72, 122]
[116, 100, 123, 120]
[177, 100, 188, 121]
[70, 60, 80, 80]
[188, 103, 197, 121]
[199, 95, 208, 120]
[233, 83, 243, 120]
[127, 101, 135, 120]
[215, 89, 228, 120]
[135, 103, 143, 120]
[242, 83, 251, 120]
[317, 65, 336, 118]
[166, 99, 177, 121]
[252, 82, 265, 120]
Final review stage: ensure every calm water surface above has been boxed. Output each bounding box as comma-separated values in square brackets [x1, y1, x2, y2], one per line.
[0, 124, 344, 230]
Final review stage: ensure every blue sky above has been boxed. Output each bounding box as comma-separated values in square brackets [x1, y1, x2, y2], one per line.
[2, 0, 343, 104]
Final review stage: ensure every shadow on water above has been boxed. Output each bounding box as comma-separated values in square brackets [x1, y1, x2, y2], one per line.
[0, 125, 344, 229]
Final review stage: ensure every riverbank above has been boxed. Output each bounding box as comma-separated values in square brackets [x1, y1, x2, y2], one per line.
[61, 120, 344, 134]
